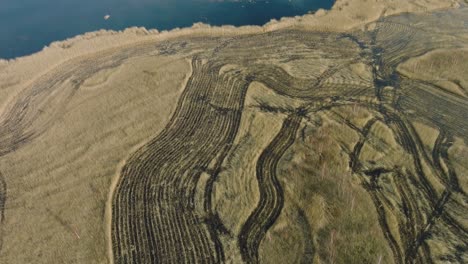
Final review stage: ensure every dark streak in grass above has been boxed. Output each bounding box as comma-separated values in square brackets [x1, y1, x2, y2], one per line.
[238, 114, 301, 264]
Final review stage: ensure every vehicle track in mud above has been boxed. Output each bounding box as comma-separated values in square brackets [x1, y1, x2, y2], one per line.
[238, 114, 301, 264]
[109, 29, 370, 264]
[111, 57, 251, 263]
[0, 6, 466, 264]
[333, 15, 468, 260]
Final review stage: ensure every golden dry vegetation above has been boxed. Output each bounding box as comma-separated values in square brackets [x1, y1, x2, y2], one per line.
[0, 1, 467, 264]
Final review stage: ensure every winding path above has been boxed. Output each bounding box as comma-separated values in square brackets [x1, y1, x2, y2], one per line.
[238, 114, 301, 264]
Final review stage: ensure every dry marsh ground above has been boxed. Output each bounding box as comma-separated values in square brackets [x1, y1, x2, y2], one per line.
[0, 2, 467, 264]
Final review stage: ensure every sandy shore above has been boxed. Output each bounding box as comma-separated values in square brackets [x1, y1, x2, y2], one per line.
[0, 0, 460, 106]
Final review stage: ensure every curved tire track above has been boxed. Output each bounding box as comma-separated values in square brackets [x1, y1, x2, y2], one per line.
[238, 114, 301, 264]
[111, 58, 250, 263]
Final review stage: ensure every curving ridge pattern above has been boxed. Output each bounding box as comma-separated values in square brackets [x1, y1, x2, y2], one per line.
[108, 30, 369, 264]
[0, 7, 463, 264]
[108, 31, 367, 263]
[111, 58, 250, 263]
[238, 114, 302, 264]
[0, 8, 465, 262]
[108, 9, 468, 263]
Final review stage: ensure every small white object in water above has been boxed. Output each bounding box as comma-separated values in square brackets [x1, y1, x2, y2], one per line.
[104, 15, 110, 20]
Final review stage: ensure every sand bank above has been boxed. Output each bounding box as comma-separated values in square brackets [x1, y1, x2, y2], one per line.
[0, 0, 459, 89]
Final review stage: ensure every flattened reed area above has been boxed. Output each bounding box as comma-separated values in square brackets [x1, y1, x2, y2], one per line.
[109, 9, 468, 263]
[1, 7, 466, 264]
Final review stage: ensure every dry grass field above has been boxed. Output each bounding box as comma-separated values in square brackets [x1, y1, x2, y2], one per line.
[0, 1, 467, 264]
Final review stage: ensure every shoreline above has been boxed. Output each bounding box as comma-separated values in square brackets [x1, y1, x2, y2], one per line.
[0, 0, 460, 120]
[0, 0, 465, 262]
[0, 0, 459, 63]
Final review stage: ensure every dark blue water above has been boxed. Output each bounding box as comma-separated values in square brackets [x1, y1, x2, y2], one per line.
[0, 0, 334, 59]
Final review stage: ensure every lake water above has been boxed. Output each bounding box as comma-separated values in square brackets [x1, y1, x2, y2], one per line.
[0, 0, 334, 59]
